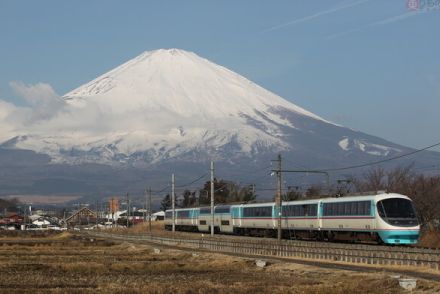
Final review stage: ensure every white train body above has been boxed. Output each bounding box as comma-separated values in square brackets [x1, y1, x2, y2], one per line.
[165, 192, 419, 244]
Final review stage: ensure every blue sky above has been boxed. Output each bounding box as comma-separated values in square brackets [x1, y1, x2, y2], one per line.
[0, 0, 439, 150]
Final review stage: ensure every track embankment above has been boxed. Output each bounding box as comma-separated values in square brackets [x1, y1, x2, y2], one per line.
[82, 231, 440, 281]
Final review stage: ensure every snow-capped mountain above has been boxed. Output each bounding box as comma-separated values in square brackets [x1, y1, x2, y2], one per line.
[1, 49, 408, 167]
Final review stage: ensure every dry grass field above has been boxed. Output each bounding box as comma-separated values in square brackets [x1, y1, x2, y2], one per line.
[0, 232, 439, 293]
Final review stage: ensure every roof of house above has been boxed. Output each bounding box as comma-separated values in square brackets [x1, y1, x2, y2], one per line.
[65, 207, 97, 222]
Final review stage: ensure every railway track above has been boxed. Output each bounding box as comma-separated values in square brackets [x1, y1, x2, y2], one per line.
[82, 231, 440, 274]
[111, 229, 440, 255]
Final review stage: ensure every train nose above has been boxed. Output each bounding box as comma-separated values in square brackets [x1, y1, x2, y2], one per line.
[378, 231, 419, 244]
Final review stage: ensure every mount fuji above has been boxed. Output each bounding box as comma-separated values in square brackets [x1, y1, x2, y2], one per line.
[0, 49, 437, 198]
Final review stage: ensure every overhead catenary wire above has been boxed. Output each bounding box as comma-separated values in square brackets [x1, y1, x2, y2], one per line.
[152, 141, 440, 200]
[175, 173, 208, 188]
[313, 140, 440, 172]
[152, 185, 170, 194]
[152, 172, 208, 194]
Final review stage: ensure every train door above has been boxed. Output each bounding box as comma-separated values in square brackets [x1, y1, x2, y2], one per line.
[231, 206, 241, 227]
[318, 201, 323, 230]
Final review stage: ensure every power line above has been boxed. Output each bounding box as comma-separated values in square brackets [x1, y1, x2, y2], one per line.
[315, 141, 440, 172]
[152, 185, 170, 194]
[239, 165, 273, 186]
[175, 173, 208, 188]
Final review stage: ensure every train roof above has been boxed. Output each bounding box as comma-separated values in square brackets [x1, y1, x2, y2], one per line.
[318, 192, 411, 203]
[165, 207, 199, 212]
[165, 193, 412, 212]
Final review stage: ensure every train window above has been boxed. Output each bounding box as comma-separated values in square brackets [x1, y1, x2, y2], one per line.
[324, 204, 329, 216]
[306, 204, 317, 216]
[337, 203, 344, 215]
[282, 204, 317, 217]
[199, 220, 207, 225]
[357, 202, 365, 215]
[344, 203, 351, 215]
[215, 206, 231, 214]
[326, 203, 333, 216]
[377, 198, 416, 218]
[364, 202, 371, 215]
[350, 202, 358, 215]
[177, 210, 190, 218]
[243, 206, 272, 217]
[199, 207, 211, 215]
[323, 201, 371, 216]
[221, 220, 230, 226]
[165, 211, 172, 219]
[377, 202, 385, 217]
[282, 206, 292, 216]
[376, 198, 418, 227]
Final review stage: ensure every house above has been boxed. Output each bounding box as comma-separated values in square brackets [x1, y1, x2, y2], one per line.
[0, 213, 24, 230]
[32, 218, 51, 227]
[63, 207, 97, 227]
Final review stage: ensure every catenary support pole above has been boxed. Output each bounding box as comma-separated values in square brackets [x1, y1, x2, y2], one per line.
[210, 161, 215, 237]
[96, 200, 99, 226]
[172, 173, 175, 232]
[148, 187, 152, 233]
[144, 188, 147, 222]
[276, 154, 282, 241]
[126, 193, 130, 228]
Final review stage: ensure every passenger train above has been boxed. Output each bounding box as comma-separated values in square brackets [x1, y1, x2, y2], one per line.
[164, 192, 420, 245]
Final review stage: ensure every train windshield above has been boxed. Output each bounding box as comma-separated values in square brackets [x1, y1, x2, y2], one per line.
[376, 198, 418, 227]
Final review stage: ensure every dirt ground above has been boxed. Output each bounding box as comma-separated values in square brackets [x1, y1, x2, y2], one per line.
[0, 232, 439, 293]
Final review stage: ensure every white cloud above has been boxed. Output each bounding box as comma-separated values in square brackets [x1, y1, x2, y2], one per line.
[0, 100, 20, 142]
[0, 81, 185, 143]
[0, 81, 70, 143]
[9, 81, 65, 122]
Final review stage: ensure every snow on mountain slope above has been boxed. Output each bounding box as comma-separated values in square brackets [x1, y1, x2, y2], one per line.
[338, 137, 402, 156]
[1, 49, 406, 166]
[64, 49, 326, 121]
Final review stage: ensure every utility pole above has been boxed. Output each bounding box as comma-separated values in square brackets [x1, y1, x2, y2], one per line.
[96, 200, 99, 226]
[144, 188, 147, 222]
[126, 193, 130, 228]
[275, 154, 282, 241]
[172, 173, 175, 232]
[148, 187, 152, 233]
[210, 161, 215, 237]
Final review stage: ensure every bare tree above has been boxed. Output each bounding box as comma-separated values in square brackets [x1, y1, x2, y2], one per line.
[410, 175, 440, 229]
[305, 185, 323, 199]
[353, 165, 440, 230]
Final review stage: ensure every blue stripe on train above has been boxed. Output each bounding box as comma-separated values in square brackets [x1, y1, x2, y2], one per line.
[377, 230, 419, 244]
